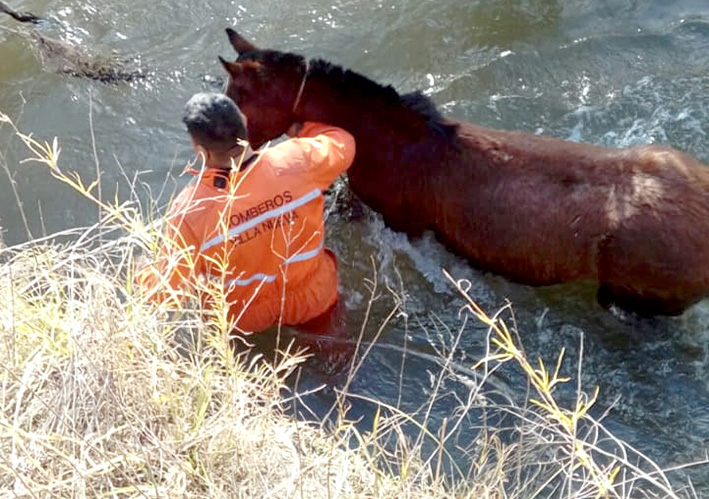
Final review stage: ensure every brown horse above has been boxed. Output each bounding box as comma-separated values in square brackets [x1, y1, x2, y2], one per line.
[220, 28, 709, 317]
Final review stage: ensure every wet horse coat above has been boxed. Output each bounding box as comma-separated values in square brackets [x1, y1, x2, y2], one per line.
[220, 29, 709, 316]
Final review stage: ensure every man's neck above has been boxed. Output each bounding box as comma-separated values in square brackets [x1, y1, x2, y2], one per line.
[205, 145, 256, 171]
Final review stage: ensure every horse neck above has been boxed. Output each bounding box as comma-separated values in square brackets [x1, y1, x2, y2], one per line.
[294, 75, 451, 232]
[295, 77, 433, 148]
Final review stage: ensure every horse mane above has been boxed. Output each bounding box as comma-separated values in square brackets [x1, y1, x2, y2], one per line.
[399, 91, 457, 137]
[239, 49, 305, 68]
[309, 58, 458, 138]
[238, 49, 457, 137]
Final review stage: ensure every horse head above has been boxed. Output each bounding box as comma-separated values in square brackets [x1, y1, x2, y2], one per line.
[220, 29, 308, 148]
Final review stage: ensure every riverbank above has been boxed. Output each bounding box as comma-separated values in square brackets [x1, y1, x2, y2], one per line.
[0, 115, 698, 498]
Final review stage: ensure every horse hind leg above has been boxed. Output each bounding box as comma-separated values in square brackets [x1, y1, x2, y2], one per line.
[595, 228, 709, 317]
[596, 283, 693, 317]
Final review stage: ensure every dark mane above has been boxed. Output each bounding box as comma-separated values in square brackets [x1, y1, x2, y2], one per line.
[308, 58, 400, 105]
[238, 49, 305, 68]
[309, 58, 457, 137]
[237, 50, 458, 137]
[400, 91, 457, 137]
[399, 91, 442, 121]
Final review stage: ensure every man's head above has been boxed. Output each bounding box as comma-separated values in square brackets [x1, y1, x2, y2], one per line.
[182, 92, 248, 160]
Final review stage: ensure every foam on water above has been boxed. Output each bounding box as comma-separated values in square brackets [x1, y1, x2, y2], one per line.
[363, 214, 494, 305]
[561, 74, 709, 159]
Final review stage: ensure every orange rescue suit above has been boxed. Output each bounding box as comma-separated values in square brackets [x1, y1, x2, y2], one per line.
[138, 122, 356, 332]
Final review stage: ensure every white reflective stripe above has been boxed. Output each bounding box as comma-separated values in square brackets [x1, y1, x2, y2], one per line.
[200, 188, 322, 252]
[225, 273, 277, 288]
[217, 243, 324, 288]
[284, 241, 324, 264]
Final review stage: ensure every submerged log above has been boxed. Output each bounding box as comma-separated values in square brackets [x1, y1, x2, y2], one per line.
[0, 1, 41, 24]
[1, 1, 143, 83]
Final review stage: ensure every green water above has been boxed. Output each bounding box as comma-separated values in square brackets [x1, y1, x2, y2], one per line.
[2, 0, 709, 493]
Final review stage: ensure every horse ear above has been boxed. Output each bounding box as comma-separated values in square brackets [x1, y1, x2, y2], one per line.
[226, 28, 258, 54]
[219, 56, 243, 77]
[219, 57, 261, 78]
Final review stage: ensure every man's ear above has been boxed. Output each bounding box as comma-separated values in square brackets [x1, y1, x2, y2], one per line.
[191, 140, 207, 159]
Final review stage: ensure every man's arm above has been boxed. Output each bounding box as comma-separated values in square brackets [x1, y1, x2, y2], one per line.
[286, 122, 356, 189]
[136, 214, 201, 308]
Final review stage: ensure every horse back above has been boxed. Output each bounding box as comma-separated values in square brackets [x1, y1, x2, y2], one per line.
[435, 122, 709, 288]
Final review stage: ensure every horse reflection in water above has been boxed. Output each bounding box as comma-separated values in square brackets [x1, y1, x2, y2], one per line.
[220, 29, 709, 318]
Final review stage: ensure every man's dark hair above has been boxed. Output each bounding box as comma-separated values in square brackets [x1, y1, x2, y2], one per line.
[182, 93, 247, 153]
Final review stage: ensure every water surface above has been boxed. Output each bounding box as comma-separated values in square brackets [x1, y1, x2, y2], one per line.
[2, 0, 709, 493]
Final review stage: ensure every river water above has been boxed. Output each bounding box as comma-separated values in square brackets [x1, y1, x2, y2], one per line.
[2, 0, 709, 494]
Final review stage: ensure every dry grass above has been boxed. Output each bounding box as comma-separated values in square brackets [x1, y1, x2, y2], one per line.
[0, 112, 705, 498]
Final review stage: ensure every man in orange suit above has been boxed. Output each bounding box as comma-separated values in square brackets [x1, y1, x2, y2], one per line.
[138, 92, 355, 342]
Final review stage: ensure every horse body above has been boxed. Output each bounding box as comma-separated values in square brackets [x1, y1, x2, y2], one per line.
[221, 29, 709, 315]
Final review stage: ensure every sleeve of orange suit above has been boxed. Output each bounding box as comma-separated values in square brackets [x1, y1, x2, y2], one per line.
[292, 121, 356, 190]
[136, 209, 202, 308]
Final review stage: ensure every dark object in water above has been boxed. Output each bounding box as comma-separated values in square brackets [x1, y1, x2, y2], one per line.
[1, 1, 143, 83]
[220, 29, 709, 317]
[0, 1, 41, 24]
[28, 31, 144, 83]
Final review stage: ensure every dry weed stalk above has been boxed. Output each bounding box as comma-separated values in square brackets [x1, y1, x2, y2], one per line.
[444, 269, 700, 499]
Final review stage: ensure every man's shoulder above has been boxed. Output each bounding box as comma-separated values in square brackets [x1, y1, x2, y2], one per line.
[170, 182, 199, 210]
[258, 139, 310, 175]
[166, 181, 222, 223]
